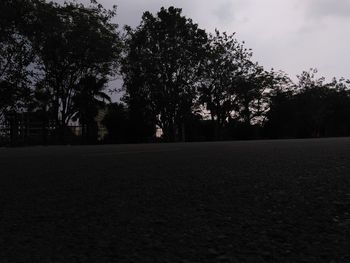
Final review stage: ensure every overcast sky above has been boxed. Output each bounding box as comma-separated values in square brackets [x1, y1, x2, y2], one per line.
[58, 0, 350, 99]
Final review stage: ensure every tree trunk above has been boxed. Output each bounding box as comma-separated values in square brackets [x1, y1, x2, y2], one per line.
[181, 123, 185, 142]
[163, 123, 175, 142]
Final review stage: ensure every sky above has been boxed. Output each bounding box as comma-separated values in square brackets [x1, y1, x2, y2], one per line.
[58, 0, 350, 99]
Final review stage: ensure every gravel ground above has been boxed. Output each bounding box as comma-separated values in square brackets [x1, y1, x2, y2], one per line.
[1, 138, 350, 262]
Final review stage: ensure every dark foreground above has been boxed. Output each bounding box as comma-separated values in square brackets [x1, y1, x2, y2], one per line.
[1, 139, 350, 262]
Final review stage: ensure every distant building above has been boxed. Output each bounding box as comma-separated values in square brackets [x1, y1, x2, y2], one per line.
[156, 126, 163, 138]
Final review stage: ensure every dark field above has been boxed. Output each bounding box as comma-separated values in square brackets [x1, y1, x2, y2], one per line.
[1, 139, 350, 262]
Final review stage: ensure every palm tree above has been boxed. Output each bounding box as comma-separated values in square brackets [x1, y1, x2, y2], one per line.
[72, 75, 111, 143]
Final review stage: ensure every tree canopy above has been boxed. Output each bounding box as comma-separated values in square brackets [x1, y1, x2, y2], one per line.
[0, 0, 122, 144]
[122, 7, 208, 141]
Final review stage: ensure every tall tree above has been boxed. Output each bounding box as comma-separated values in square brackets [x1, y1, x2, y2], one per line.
[0, 0, 36, 121]
[72, 76, 111, 143]
[122, 7, 208, 141]
[198, 30, 252, 139]
[234, 62, 271, 126]
[102, 102, 130, 143]
[28, 0, 122, 141]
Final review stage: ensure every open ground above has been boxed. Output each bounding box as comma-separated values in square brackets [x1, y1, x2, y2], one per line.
[1, 138, 350, 262]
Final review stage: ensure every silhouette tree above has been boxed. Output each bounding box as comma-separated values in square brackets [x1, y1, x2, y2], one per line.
[265, 69, 350, 138]
[122, 7, 208, 142]
[27, 1, 122, 142]
[0, 0, 35, 121]
[265, 89, 296, 138]
[102, 103, 130, 143]
[293, 69, 333, 137]
[72, 76, 111, 143]
[263, 70, 294, 138]
[234, 63, 271, 129]
[198, 30, 248, 139]
[324, 78, 350, 136]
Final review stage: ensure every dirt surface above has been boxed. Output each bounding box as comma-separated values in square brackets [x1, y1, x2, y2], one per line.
[1, 138, 350, 262]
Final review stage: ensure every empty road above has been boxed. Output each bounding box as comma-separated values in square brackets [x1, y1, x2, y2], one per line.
[1, 138, 350, 262]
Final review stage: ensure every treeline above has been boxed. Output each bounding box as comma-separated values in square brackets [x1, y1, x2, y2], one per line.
[1, 1, 350, 145]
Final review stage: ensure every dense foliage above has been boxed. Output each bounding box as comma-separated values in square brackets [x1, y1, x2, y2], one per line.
[0, 0, 121, 143]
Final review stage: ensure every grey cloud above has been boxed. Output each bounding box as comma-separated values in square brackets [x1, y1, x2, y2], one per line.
[306, 0, 350, 18]
[212, 0, 235, 23]
[49, 0, 350, 86]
